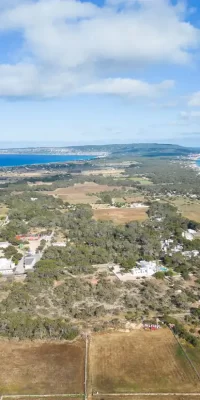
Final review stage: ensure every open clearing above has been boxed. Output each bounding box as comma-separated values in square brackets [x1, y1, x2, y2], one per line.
[89, 330, 200, 394]
[93, 208, 148, 223]
[169, 198, 200, 222]
[0, 204, 8, 217]
[0, 340, 85, 395]
[47, 183, 118, 204]
[81, 169, 125, 177]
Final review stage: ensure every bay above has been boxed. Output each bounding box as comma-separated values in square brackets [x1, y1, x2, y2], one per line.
[0, 154, 93, 167]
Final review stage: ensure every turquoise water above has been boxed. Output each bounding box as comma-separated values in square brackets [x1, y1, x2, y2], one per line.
[0, 154, 93, 167]
[159, 267, 168, 271]
[196, 159, 200, 167]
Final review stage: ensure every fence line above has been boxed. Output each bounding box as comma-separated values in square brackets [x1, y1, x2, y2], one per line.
[84, 334, 89, 400]
[169, 327, 200, 381]
[1, 394, 84, 399]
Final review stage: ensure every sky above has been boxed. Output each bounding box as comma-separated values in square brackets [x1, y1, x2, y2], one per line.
[0, 0, 200, 146]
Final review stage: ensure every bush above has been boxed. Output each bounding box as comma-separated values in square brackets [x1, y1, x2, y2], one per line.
[154, 271, 165, 280]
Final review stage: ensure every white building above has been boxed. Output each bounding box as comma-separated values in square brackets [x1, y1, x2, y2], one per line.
[182, 250, 199, 258]
[161, 239, 174, 253]
[52, 242, 66, 247]
[112, 261, 166, 281]
[171, 244, 183, 253]
[130, 203, 149, 209]
[132, 261, 162, 277]
[182, 230, 196, 241]
[24, 254, 40, 270]
[0, 258, 15, 275]
[0, 242, 10, 249]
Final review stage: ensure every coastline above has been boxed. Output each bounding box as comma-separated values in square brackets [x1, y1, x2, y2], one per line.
[0, 153, 97, 168]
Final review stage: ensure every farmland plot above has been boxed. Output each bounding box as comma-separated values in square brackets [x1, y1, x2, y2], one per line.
[93, 208, 148, 223]
[0, 340, 85, 395]
[89, 330, 200, 394]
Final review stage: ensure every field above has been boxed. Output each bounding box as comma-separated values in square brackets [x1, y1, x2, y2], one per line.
[7, 398, 84, 400]
[0, 204, 8, 218]
[125, 177, 153, 185]
[93, 208, 148, 223]
[93, 397, 200, 400]
[47, 183, 118, 204]
[0, 339, 85, 395]
[169, 198, 200, 222]
[82, 168, 125, 177]
[89, 330, 200, 394]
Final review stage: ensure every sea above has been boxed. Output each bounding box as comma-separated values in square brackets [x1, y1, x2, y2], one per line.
[0, 154, 93, 168]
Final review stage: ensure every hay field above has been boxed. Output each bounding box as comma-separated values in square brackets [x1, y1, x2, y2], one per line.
[89, 330, 200, 394]
[93, 208, 148, 223]
[9, 398, 83, 400]
[47, 183, 118, 204]
[93, 397, 200, 400]
[169, 198, 200, 222]
[0, 339, 85, 395]
[82, 168, 125, 177]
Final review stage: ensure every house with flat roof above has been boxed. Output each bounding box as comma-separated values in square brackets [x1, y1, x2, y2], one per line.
[112, 260, 167, 281]
[0, 242, 10, 249]
[24, 254, 40, 270]
[0, 258, 15, 275]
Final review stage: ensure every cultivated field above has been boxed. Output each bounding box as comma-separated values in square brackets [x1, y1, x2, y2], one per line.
[89, 330, 200, 394]
[93, 208, 148, 223]
[0, 339, 85, 395]
[47, 183, 118, 204]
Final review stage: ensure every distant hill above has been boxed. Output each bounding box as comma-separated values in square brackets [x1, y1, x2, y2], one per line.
[0, 143, 199, 158]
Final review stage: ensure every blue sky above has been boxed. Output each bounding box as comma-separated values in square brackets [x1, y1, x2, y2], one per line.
[0, 0, 200, 146]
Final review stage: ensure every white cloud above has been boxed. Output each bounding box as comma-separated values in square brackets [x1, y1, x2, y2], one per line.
[188, 91, 200, 107]
[80, 78, 174, 97]
[0, 0, 198, 97]
[0, 66, 174, 98]
[0, 64, 77, 97]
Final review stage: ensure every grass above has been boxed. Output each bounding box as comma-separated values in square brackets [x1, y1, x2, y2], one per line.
[89, 330, 200, 394]
[5, 398, 84, 400]
[127, 177, 153, 185]
[93, 208, 148, 224]
[169, 198, 200, 222]
[4, 398, 84, 400]
[93, 397, 200, 400]
[0, 204, 8, 217]
[46, 183, 118, 204]
[182, 342, 200, 375]
[0, 340, 85, 395]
